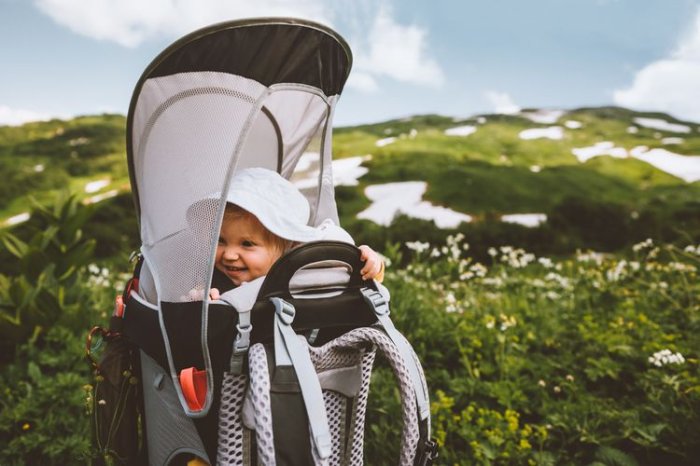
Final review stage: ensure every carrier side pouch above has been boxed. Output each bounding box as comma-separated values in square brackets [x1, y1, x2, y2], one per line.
[87, 316, 146, 466]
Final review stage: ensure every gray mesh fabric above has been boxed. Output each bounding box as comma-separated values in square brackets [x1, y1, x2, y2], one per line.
[216, 373, 248, 465]
[347, 350, 377, 465]
[309, 327, 421, 466]
[218, 326, 424, 466]
[133, 72, 268, 303]
[247, 344, 277, 466]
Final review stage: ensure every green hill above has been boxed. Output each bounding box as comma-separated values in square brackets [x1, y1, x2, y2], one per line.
[2, 106, 699, 257]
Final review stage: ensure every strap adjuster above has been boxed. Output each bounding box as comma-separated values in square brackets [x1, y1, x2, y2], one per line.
[271, 297, 296, 325]
[361, 287, 389, 316]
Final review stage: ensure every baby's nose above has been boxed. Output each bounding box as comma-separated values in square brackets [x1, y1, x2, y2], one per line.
[223, 247, 240, 260]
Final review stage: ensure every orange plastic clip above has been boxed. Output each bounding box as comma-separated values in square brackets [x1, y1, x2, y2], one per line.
[113, 295, 125, 318]
[179, 367, 207, 411]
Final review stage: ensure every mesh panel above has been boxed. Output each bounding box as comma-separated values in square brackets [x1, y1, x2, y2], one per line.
[323, 327, 421, 466]
[216, 327, 424, 466]
[248, 344, 276, 466]
[134, 73, 268, 302]
[217, 373, 248, 465]
[323, 391, 347, 466]
[348, 350, 376, 466]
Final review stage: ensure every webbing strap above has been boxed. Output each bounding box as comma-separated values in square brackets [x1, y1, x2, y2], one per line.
[219, 295, 252, 374]
[361, 287, 431, 423]
[271, 298, 332, 462]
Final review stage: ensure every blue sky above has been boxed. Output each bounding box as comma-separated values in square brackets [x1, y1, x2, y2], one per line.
[1, 0, 700, 126]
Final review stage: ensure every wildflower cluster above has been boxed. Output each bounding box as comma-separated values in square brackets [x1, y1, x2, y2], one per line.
[87, 264, 111, 288]
[683, 244, 700, 256]
[489, 246, 536, 268]
[648, 349, 686, 367]
[485, 313, 517, 331]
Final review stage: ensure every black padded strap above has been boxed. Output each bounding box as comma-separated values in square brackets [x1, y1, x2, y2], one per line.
[259, 240, 367, 298]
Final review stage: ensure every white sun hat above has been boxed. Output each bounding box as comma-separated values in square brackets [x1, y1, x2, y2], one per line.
[220, 167, 323, 243]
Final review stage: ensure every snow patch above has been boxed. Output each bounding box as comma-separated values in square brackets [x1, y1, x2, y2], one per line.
[633, 117, 691, 134]
[571, 142, 628, 163]
[629, 147, 700, 183]
[662, 137, 684, 145]
[293, 155, 371, 190]
[375, 137, 397, 147]
[521, 109, 565, 124]
[519, 126, 564, 140]
[444, 125, 477, 137]
[358, 181, 472, 228]
[564, 120, 583, 129]
[502, 213, 547, 227]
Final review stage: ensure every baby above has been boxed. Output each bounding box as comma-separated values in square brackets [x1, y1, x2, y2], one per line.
[209, 167, 384, 299]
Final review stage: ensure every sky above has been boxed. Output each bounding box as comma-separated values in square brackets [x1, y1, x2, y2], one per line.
[1, 0, 700, 127]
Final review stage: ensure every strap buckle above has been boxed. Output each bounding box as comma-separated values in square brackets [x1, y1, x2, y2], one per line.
[361, 287, 389, 316]
[416, 439, 439, 466]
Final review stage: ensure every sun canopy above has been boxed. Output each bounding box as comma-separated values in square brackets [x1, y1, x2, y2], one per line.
[126, 17, 352, 302]
[124, 18, 352, 418]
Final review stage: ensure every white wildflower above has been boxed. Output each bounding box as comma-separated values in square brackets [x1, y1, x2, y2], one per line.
[499, 313, 517, 331]
[406, 241, 430, 253]
[470, 263, 488, 278]
[538, 257, 554, 268]
[632, 238, 653, 252]
[606, 260, 627, 282]
[649, 349, 685, 367]
[683, 245, 699, 255]
[576, 251, 604, 265]
[485, 317, 496, 329]
[669, 262, 697, 273]
[482, 277, 504, 287]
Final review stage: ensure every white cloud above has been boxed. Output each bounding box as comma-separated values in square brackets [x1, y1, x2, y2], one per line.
[0, 105, 55, 126]
[34, 0, 333, 48]
[34, 0, 444, 92]
[351, 7, 444, 89]
[614, 7, 700, 122]
[346, 71, 379, 92]
[484, 91, 521, 114]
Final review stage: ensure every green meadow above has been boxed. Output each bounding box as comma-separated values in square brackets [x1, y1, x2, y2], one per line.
[1, 107, 698, 464]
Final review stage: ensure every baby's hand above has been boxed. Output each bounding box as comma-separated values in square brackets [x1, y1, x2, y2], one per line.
[183, 287, 221, 301]
[358, 245, 385, 282]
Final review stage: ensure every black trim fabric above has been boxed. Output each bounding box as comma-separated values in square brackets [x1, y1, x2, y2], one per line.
[126, 18, 352, 220]
[148, 21, 351, 96]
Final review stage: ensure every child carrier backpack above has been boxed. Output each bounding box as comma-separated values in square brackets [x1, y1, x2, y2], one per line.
[89, 17, 437, 465]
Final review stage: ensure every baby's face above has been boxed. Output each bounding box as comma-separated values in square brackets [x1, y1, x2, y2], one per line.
[215, 214, 282, 286]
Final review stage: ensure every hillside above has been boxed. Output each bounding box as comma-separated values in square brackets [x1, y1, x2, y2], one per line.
[2, 106, 700, 257]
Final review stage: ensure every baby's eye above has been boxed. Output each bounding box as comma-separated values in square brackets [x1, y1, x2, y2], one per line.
[242, 240, 255, 247]
[217, 237, 225, 245]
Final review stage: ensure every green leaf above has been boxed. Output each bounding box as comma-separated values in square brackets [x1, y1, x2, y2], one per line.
[593, 446, 639, 466]
[1, 233, 28, 259]
[27, 361, 42, 383]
